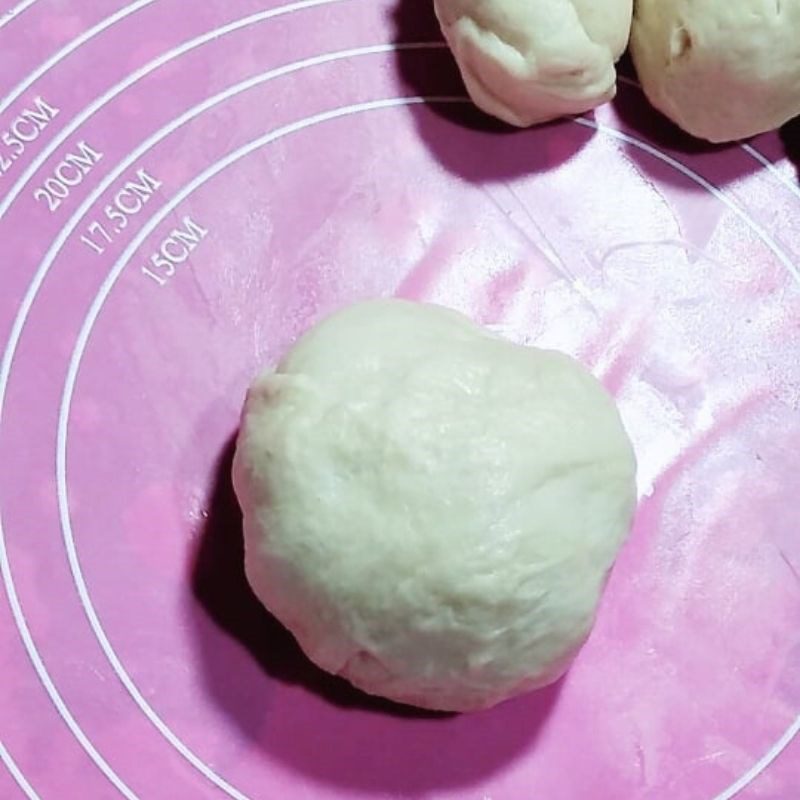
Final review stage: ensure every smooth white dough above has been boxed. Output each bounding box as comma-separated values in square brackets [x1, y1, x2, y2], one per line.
[630, 0, 800, 142]
[434, 0, 633, 127]
[233, 300, 637, 712]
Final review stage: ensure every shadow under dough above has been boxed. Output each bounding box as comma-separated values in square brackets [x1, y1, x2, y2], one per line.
[390, 0, 596, 182]
[612, 56, 764, 188]
[187, 435, 562, 795]
[779, 116, 800, 181]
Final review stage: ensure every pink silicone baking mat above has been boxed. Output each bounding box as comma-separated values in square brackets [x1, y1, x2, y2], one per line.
[1, 1, 799, 799]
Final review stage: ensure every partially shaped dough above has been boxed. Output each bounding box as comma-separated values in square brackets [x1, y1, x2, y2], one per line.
[233, 300, 637, 712]
[630, 0, 800, 142]
[434, 0, 633, 126]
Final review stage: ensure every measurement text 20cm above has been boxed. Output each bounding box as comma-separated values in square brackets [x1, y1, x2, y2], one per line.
[34, 141, 103, 212]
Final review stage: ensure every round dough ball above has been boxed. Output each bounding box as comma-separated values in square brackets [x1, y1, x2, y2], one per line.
[233, 300, 637, 712]
[630, 0, 800, 142]
[434, 0, 633, 127]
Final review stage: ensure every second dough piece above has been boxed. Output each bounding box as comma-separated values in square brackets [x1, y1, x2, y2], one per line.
[434, 0, 633, 127]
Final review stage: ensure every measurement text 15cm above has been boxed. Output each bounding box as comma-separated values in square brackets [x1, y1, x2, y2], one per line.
[141, 216, 209, 286]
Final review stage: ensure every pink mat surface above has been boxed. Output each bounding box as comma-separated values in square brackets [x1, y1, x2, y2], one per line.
[0, 1, 798, 799]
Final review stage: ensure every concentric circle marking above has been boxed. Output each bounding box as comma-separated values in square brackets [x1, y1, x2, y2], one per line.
[0, 39, 457, 800]
[53, 94, 799, 798]
[0, 42, 445, 422]
[0, 24, 436, 800]
[0, 0, 370, 223]
[0, 10, 796, 797]
[54, 93, 465, 800]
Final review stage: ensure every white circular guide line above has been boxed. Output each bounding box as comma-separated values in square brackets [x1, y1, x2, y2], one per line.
[0, 0, 158, 117]
[0, 0, 368, 221]
[0, 0, 39, 31]
[0, 39, 442, 426]
[740, 143, 800, 204]
[715, 715, 800, 800]
[58, 105, 800, 800]
[0, 740, 41, 800]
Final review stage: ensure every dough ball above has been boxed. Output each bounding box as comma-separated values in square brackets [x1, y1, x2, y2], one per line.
[434, 0, 633, 126]
[233, 300, 637, 712]
[630, 0, 800, 142]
